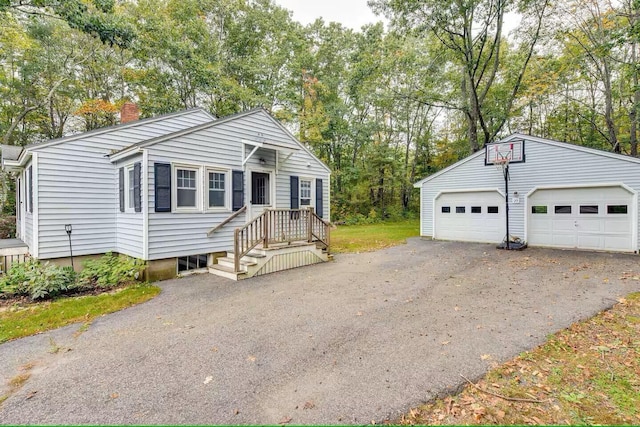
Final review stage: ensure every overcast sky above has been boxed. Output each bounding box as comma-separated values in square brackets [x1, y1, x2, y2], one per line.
[274, 0, 385, 30]
[273, 1, 522, 34]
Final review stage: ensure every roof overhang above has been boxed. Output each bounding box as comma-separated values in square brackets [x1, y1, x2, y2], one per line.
[241, 139, 300, 166]
[108, 147, 143, 163]
[241, 139, 300, 155]
[1, 148, 31, 172]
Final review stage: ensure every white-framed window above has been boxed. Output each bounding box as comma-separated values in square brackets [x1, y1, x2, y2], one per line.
[207, 169, 228, 210]
[300, 179, 312, 206]
[126, 166, 135, 211]
[173, 165, 200, 211]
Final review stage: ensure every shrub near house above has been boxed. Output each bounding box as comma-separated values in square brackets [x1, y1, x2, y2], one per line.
[0, 253, 144, 301]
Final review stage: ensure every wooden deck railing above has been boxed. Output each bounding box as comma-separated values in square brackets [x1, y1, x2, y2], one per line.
[0, 253, 30, 275]
[206, 206, 247, 236]
[233, 208, 331, 272]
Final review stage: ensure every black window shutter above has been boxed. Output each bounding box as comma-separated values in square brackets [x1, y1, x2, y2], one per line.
[232, 170, 244, 211]
[119, 167, 125, 212]
[133, 162, 141, 213]
[154, 163, 171, 212]
[290, 176, 299, 209]
[315, 178, 323, 218]
[28, 166, 33, 213]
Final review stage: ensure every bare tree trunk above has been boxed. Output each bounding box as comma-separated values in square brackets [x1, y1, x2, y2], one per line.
[630, 14, 639, 156]
[602, 61, 619, 152]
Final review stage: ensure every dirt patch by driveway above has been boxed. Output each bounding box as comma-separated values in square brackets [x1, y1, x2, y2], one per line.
[1, 239, 639, 424]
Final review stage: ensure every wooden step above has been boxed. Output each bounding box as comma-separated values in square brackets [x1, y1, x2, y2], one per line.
[226, 252, 266, 264]
[216, 256, 256, 270]
[208, 264, 247, 281]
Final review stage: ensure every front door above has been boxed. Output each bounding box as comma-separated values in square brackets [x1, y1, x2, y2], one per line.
[249, 170, 274, 219]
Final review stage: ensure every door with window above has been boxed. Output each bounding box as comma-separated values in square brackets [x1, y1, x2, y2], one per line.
[249, 170, 273, 218]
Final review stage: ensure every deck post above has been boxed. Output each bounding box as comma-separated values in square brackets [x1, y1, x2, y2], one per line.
[234, 228, 240, 272]
[263, 209, 269, 249]
[307, 207, 314, 243]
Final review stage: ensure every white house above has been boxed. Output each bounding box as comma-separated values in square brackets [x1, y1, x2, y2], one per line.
[414, 134, 640, 253]
[1, 106, 332, 280]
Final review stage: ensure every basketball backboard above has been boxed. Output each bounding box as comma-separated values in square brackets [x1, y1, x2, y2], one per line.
[485, 140, 525, 165]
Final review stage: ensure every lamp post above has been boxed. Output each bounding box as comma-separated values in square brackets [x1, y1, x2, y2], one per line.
[65, 224, 73, 269]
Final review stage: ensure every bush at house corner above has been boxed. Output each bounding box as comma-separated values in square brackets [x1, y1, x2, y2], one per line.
[0, 253, 145, 301]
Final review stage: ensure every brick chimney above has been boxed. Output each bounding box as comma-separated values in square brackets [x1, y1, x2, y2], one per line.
[120, 102, 140, 124]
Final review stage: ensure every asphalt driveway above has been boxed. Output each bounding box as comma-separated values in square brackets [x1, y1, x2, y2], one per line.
[2, 238, 640, 424]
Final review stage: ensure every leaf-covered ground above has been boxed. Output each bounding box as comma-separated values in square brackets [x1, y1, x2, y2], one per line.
[399, 292, 640, 425]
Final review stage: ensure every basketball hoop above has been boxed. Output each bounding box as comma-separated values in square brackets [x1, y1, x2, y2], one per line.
[494, 153, 511, 178]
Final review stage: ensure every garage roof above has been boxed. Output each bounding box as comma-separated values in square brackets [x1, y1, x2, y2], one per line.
[414, 134, 640, 188]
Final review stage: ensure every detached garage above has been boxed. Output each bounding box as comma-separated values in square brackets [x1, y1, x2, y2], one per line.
[414, 134, 640, 253]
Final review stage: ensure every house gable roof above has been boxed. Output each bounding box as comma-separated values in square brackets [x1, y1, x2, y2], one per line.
[109, 107, 332, 174]
[413, 133, 640, 188]
[1, 108, 215, 169]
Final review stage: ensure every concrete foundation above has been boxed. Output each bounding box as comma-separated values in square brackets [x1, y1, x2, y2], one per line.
[145, 258, 177, 282]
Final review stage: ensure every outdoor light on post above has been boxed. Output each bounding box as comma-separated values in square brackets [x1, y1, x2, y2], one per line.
[65, 224, 74, 269]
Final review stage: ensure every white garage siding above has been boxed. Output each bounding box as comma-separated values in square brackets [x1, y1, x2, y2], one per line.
[434, 190, 505, 243]
[416, 134, 640, 252]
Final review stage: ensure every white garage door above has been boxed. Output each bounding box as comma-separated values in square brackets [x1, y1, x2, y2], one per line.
[528, 186, 634, 252]
[434, 191, 505, 243]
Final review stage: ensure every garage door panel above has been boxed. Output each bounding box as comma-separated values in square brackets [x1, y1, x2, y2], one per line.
[435, 191, 504, 243]
[605, 219, 629, 233]
[528, 186, 633, 252]
[578, 219, 603, 232]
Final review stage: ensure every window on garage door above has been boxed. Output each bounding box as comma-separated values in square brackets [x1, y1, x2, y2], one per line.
[471, 206, 481, 213]
[607, 205, 628, 214]
[531, 206, 547, 214]
[580, 205, 598, 214]
[456, 206, 465, 213]
[441, 206, 451, 213]
[554, 205, 571, 214]
[488, 206, 499, 213]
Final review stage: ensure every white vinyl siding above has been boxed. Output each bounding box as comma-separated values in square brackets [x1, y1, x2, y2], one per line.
[22, 165, 33, 252]
[34, 110, 212, 259]
[147, 109, 331, 260]
[417, 135, 640, 252]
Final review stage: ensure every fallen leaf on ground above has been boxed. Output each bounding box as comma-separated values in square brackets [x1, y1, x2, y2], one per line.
[279, 416, 292, 424]
[204, 376, 213, 385]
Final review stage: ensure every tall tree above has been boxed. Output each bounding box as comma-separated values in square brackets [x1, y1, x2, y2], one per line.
[370, 0, 550, 153]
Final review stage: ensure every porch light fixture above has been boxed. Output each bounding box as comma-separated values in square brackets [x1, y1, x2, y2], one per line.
[259, 158, 266, 165]
[65, 224, 74, 269]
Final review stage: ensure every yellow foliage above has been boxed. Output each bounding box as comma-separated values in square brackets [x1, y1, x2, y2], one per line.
[76, 99, 118, 116]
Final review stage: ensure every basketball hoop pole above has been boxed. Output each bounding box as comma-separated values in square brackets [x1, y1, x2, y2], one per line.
[503, 164, 510, 250]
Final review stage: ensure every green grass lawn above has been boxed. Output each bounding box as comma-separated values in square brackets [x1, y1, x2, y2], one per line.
[331, 218, 420, 253]
[0, 284, 160, 343]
